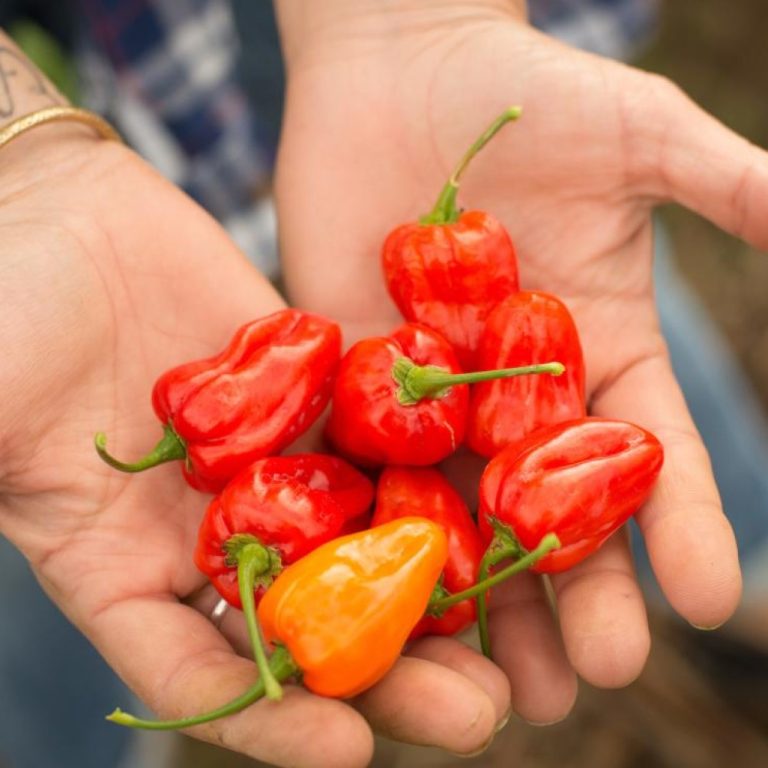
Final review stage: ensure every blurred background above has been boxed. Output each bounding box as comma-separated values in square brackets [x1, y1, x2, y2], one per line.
[1, 1, 767, 767]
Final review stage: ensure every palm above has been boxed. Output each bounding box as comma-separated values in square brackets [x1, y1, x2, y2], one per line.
[278, 11, 765, 723]
[0, 143, 353, 762]
[1, 140, 508, 765]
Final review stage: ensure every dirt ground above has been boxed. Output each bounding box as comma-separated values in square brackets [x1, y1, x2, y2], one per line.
[178, 3, 768, 767]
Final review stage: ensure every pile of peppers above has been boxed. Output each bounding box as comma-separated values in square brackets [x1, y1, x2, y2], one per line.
[96, 106, 664, 731]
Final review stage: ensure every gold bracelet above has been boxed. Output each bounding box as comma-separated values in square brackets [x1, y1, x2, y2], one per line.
[0, 105, 122, 150]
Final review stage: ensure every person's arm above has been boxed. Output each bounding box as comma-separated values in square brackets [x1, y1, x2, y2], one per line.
[273, 0, 758, 726]
[0, 29, 515, 766]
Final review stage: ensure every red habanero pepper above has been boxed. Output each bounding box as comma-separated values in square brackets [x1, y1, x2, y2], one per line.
[325, 322, 563, 467]
[194, 454, 374, 608]
[479, 418, 664, 574]
[467, 291, 586, 458]
[372, 467, 485, 638]
[95, 310, 341, 492]
[382, 108, 522, 369]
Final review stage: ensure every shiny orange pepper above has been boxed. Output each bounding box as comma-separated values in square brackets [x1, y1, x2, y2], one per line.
[258, 517, 449, 698]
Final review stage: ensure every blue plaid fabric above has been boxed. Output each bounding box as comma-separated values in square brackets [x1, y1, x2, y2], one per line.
[531, 0, 659, 58]
[76, 0, 658, 225]
[77, 0, 271, 221]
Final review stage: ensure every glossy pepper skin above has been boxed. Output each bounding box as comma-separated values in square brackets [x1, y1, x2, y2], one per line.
[258, 517, 448, 698]
[325, 323, 467, 466]
[97, 310, 342, 492]
[382, 213, 519, 369]
[372, 467, 484, 638]
[381, 108, 522, 369]
[479, 418, 664, 572]
[467, 291, 586, 457]
[195, 454, 374, 607]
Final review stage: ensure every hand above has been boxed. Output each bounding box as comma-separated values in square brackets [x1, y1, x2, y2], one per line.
[0, 129, 508, 768]
[276, 0, 764, 726]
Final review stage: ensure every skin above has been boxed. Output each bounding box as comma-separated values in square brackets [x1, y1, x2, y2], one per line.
[1, 1, 767, 764]
[0, 31, 506, 768]
[275, 0, 765, 735]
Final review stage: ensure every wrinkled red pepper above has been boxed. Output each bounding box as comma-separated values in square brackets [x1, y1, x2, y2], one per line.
[479, 417, 664, 573]
[325, 322, 563, 467]
[194, 454, 374, 608]
[382, 108, 521, 369]
[467, 291, 586, 457]
[372, 466, 485, 638]
[95, 309, 341, 492]
[325, 323, 465, 466]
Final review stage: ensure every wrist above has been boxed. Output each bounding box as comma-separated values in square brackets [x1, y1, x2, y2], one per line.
[0, 30, 116, 196]
[275, 0, 527, 71]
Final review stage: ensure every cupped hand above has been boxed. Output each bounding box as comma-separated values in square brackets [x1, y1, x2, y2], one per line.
[276, 0, 767, 725]
[0, 131, 507, 767]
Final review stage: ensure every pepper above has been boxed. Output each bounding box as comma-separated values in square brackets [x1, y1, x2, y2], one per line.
[325, 322, 563, 467]
[107, 517, 450, 730]
[479, 417, 664, 574]
[194, 454, 374, 609]
[467, 291, 586, 458]
[95, 309, 342, 492]
[108, 521, 561, 731]
[371, 467, 485, 638]
[258, 517, 449, 698]
[381, 107, 521, 369]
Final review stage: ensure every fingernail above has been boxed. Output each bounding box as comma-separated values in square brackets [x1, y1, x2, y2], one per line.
[524, 714, 569, 727]
[690, 620, 725, 631]
[495, 707, 512, 734]
[451, 736, 494, 759]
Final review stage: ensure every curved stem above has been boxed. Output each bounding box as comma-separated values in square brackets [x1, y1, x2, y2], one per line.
[95, 424, 186, 473]
[106, 646, 298, 731]
[237, 544, 283, 701]
[393, 357, 564, 405]
[419, 106, 522, 225]
[429, 533, 560, 612]
[475, 547, 514, 658]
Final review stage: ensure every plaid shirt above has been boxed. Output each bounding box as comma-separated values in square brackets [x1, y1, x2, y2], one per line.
[76, 0, 658, 270]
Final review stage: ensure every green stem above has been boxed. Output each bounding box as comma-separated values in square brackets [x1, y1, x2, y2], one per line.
[476, 548, 513, 657]
[222, 534, 283, 701]
[94, 424, 186, 473]
[237, 544, 283, 701]
[393, 358, 564, 405]
[429, 533, 560, 612]
[106, 646, 298, 731]
[419, 106, 522, 225]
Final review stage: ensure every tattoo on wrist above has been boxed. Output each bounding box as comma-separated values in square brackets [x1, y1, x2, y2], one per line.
[0, 46, 62, 121]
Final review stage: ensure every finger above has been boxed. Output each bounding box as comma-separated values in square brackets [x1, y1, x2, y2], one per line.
[89, 597, 374, 768]
[405, 635, 511, 725]
[487, 570, 578, 724]
[591, 349, 742, 629]
[353, 655, 498, 756]
[550, 532, 650, 688]
[632, 74, 768, 250]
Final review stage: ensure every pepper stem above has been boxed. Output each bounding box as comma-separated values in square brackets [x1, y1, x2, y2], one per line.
[429, 533, 560, 615]
[225, 535, 284, 701]
[419, 106, 522, 225]
[392, 357, 564, 405]
[105, 645, 298, 731]
[476, 518, 527, 656]
[94, 424, 187, 473]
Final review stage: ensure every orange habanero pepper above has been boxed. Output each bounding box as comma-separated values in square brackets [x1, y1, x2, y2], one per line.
[259, 517, 448, 698]
[107, 517, 448, 731]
